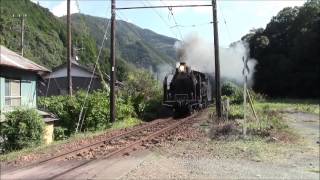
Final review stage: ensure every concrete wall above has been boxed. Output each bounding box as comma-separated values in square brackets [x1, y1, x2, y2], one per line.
[0, 68, 38, 114]
[44, 122, 54, 144]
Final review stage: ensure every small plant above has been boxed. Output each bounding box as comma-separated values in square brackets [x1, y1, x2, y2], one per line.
[221, 81, 243, 104]
[229, 105, 244, 119]
[1, 109, 45, 152]
[53, 127, 68, 141]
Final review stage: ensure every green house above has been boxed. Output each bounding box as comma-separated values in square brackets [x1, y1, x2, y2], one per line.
[0, 45, 50, 120]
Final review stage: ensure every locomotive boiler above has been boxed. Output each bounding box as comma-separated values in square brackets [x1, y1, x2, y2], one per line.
[163, 62, 209, 114]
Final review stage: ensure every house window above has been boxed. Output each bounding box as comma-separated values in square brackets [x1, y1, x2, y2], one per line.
[5, 79, 21, 107]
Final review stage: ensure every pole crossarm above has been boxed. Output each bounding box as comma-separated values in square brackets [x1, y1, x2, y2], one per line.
[116, 4, 212, 10]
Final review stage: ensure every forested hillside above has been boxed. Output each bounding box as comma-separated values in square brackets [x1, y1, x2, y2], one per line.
[67, 14, 177, 71]
[0, 0, 177, 81]
[243, 0, 320, 98]
[0, 0, 69, 68]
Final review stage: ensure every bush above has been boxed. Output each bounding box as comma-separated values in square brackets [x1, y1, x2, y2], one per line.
[1, 109, 45, 152]
[221, 81, 243, 104]
[221, 81, 239, 97]
[141, 96, 163, 120]
[221, 81, 264, 104]
[38, 90, 137, 135]
[38, 95, 79, 135]
[53, 126, 68, 141]
[38, 70, 163, 137]
[121, 69, 162, 120]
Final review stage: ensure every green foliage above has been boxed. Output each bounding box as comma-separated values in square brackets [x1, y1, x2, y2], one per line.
[228, 103, 289, 138]
[229, 98, 319, 138]
[111, 117, 141, 130]
[256, 99, 319, 114]
[142, 97, 163, 120]
[69, 13, 176, 71]
[221, 81, 239, 97]
[121, 69, 162, 120]
[1, 1, 176, 83]
[53, 127, 68, 141]
[1, 0, 67, 68]
[221, 81, 243, 104]
[1, 109, 45, 152]
[37, 71, 163, 140]
[242, 1, 320, 98]
[229, 104, 244, 119]
[38, 90, 137, 135]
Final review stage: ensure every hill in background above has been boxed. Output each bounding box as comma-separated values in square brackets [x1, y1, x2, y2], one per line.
[0, 0, 178, 81]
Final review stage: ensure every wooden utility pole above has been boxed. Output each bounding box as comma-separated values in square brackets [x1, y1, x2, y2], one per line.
[13, 14, 27, 56]
[243, 70, 247, 135]
[212, 0, 222, 118]
[20, 14, 26, 57]
[110, 0, 116, 123]
[67, 0, 73, 96]
[242, 56, 250, 135]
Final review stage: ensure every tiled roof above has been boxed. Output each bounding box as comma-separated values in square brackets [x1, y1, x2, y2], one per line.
[0, 45, 50, 72]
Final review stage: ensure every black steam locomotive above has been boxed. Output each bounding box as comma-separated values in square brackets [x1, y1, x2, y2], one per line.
[163, 62, 209, 114]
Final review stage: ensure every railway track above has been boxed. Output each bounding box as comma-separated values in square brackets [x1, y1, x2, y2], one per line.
[3, 113, 199, 179]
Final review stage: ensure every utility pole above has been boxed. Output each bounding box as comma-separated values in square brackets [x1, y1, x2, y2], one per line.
[20, 14, 26, 57]
[110, 0, 116, 123]
[67, 0, 73, 96]
[212, 0, 222, 118]
[242, 56, 249, 135]
[13, 14, 27, 57]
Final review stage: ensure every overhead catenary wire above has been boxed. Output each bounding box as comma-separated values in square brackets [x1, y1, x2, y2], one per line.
[116, 4, 212, 10]
[75, 4, 111, 133]
[158, 0, 185, 41]
[167, 7, 184, 41]
[143, 0, 179, 39]
[218, 3, 233, 45]
[170, 21, 213, 28]
[116, 11, 174, 76]
[76, 20, 111, 133]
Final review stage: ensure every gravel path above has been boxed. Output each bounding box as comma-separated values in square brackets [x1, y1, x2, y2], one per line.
[124, 111, 320, 179]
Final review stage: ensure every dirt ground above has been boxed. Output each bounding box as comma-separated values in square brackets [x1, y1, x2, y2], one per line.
[123, 111, 320, 179]
[1, 110, 319, 179]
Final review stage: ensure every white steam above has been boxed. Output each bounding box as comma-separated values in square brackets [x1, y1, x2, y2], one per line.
[174, 34, 257, 86]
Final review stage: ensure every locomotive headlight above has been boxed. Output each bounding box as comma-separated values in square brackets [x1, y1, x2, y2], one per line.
[179, 65, 185, 72]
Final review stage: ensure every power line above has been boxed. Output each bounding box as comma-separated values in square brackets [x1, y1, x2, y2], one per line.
[167, 7, 184, 40]
[76, 18, 111, 133]
[76, 3, 111, 133]
[153, 0, 185, 41]
[218, 3, 233, 44]
[142, 0, 179, 39]
[170, 21, 213, 28]
[116, 4, 212, 10]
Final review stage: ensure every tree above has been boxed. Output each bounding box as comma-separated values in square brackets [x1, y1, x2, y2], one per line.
[242, 1, 320, 98]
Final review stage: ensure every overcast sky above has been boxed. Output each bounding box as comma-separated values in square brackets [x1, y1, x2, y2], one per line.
[31, 0, 306, 47]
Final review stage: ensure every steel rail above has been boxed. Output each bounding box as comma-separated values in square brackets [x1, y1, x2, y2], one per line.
[4, 117, 172, 172]
[48, 114, 196, 179]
